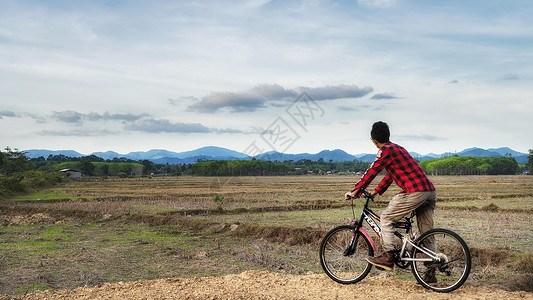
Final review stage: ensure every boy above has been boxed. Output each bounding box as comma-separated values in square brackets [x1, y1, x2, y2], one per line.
[346, 121, 437, 274]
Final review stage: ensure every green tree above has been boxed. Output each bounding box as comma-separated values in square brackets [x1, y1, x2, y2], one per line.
[526, 149, 533, 174]
[101, 164, 110, 176]
[0, 147, 32, 176]
[141, 160, 156, 175]
[79, 160, 95, 176]
[82, 154, 105, 162]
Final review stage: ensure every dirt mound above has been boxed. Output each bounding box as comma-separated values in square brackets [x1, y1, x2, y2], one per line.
[9, 270, 533, 300]
[1, 213, 59, 226]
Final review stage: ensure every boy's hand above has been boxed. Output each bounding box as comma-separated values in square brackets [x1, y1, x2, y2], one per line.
[346, 189, 358, 200]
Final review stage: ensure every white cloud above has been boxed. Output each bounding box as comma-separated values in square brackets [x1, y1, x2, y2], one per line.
[186, 84, 373, 113]
[52, 110, 84, 123]
[187, 91, 267, 113]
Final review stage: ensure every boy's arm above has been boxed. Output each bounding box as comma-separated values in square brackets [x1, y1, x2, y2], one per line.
[350, 148, 389, 197]
[375, 173, 393, 195]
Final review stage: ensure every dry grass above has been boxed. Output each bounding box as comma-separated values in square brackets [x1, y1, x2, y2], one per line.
[1, 175, 533, 295]
[10, 175, 533, 215]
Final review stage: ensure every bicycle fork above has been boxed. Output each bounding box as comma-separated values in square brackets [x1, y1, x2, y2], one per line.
[344, 218, 377, 257]
[343, 231, 360, 256]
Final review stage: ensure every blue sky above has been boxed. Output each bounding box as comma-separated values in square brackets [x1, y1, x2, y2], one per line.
[0, 0, 531, 156]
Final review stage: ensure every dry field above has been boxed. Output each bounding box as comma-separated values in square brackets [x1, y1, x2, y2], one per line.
[1, 175, 532, 296]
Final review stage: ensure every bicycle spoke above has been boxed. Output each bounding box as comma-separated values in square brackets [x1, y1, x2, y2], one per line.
[320, 226, 373, 284]
[411, 229, 471, 292]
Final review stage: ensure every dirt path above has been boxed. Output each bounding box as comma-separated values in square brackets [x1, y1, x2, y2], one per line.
[5, 271, 532, 300]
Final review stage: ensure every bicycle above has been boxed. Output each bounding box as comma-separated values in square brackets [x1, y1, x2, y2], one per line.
[319, 189, 471, 293]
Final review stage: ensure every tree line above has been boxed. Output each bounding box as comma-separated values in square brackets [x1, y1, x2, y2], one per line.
[32, 156, 184, 177]
[1, 148, 371, 195]
[24, 152, 533, 177]
[419, 156, 521, 175]
[32, 154, 371, 177]
[189, 158, 371, 176]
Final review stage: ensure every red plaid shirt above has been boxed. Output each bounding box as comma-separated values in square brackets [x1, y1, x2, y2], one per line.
[352, 142, 435, 197]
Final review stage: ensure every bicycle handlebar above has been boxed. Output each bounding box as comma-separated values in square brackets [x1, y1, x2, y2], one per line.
[346, 189, 374, 201]
[362, 189, 374, 201]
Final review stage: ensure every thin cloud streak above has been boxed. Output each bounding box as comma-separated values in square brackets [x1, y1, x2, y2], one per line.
[396, 134, 448, 142]
[370, 93, 398, 100]
[52, 110, 151, 123]
[40, 129, 119, 137]
[123, 118, 212, 134]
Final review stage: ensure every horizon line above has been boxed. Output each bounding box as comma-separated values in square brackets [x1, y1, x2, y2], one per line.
[20, 145, 528, 158]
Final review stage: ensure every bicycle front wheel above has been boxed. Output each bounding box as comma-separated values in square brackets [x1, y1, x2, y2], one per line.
[319, 225, 374, 284]
[411, 228, 471, 292]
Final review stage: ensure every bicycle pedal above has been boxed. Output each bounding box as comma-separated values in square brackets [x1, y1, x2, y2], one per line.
[375, 266, 385, 271]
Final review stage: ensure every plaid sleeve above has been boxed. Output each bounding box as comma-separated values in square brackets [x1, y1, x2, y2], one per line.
[352, 147, 389, 197]
[375, 172, 393, 195]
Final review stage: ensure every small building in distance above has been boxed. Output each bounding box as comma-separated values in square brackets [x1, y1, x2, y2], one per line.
[60, 169, 82, 179]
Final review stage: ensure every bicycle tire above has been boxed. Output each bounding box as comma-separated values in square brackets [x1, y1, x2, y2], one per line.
[411, 228, 471, 292]
[319, 225, 374, 284]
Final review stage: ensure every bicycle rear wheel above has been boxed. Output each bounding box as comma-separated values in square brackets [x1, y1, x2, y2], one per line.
[319, 225, 373, 284]
[411, 228, 471, 292]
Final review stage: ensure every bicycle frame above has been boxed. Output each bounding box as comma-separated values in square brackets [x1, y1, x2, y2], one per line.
[349, 190, 440, 263]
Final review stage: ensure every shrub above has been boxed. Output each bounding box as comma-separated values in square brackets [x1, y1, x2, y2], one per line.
[212, 194, 225, 213]
[0, 171, 62, 196]
[516, 253, 533, 273]
[0, 173, 25, 193]
[21, 171, 62, 191]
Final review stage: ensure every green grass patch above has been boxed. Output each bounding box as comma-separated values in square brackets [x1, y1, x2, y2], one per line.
[12, 191, 73, 201]
[438, 197, 533, 211]
[9, 187, 99, 202]
[130, 205, 178, 214]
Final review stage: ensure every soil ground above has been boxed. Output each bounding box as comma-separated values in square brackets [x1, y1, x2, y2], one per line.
[7, 270, 532, 300]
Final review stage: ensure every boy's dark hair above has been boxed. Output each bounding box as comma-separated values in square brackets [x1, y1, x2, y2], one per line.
[371, 121, 390, 143]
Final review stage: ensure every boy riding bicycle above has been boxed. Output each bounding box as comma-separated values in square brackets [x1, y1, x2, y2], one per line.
[346, 121, 437, 273]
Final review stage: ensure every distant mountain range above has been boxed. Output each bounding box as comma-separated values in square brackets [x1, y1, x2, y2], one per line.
[23, 146, 529, 164]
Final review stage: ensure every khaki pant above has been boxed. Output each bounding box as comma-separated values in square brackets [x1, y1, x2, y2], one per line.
[380, 190, 437, 252]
